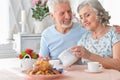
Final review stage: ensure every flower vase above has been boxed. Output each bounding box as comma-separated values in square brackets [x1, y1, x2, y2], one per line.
[34, 15, 54, 34]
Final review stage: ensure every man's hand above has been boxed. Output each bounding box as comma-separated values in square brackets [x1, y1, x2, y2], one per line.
[113, 25, 120, 34]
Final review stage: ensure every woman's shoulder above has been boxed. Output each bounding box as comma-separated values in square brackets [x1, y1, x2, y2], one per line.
[82, 31, 91, 37]
[77, 31, 91, 46]
[78, 31, 91, 44]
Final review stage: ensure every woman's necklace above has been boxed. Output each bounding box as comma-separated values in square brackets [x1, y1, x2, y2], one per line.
[93, 27, 106, 39]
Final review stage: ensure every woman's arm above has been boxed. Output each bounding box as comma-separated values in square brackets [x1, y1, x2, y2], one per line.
[87, 43, 120, 70]
[72, 43, 120, 71]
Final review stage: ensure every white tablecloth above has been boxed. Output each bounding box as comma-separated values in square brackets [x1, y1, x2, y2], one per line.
[0, 58, 120, 80]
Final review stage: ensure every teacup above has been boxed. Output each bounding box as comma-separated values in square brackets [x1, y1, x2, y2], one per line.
[87, 62, 102, 72]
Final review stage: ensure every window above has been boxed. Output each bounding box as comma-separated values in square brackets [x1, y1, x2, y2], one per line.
[0, 0, 16, 58]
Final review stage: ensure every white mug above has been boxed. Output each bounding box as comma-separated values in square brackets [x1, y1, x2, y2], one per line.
[87, 62, 102, 72]
[58, 48, 78, 67]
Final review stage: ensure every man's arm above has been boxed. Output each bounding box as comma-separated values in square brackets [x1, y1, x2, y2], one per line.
[113, 25, 120, 34]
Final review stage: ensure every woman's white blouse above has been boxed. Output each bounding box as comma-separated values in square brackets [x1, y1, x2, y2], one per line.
[78, 26, 120, 64]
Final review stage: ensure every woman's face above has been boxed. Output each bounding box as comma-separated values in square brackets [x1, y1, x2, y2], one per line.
[79, 5, 100, 31]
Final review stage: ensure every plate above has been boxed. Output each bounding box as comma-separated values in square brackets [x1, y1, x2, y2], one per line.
[26, 74, 63, 80]
[84, 69, 103, 73]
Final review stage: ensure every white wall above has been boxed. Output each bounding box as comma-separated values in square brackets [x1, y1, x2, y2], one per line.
[102, 0, 120, 25]
[70, 0, 84, 18]
[0, 0, 9, 43]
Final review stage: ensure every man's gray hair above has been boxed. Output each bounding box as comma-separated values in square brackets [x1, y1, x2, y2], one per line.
[47, 0, 71, 13]
[77, 0, 111, 26]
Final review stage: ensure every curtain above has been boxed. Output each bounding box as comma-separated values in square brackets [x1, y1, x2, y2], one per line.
[0, 0, 34, 54]
[9, 0, 34, 41]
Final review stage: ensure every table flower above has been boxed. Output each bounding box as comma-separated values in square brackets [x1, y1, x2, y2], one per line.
[19, 48, 39, 59]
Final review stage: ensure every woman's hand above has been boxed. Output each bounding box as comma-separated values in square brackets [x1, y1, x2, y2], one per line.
[72, 46, 92, 59]
[71, 46, 82, 58]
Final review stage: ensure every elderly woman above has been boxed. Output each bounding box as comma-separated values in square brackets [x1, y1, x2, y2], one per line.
[72, 0, 120, 70]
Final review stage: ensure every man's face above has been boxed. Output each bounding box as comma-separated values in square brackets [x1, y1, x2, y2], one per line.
[52, 3, 72, 27]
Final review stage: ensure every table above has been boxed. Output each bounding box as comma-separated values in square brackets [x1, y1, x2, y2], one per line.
[0, 58, 120, 80]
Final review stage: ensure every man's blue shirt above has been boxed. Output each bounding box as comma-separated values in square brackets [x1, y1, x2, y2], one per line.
[39, 22, 86, 60]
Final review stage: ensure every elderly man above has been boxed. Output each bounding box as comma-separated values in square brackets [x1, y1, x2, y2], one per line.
[39, 0, 120, 60]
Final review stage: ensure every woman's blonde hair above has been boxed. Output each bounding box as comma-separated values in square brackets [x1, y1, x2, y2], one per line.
[77, 0, 111, 26]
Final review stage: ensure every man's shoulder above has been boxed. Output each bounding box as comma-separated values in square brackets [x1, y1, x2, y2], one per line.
[73, 22, 86, 31]
[42, 25, 55, 35]
[73, 22, 83, 27]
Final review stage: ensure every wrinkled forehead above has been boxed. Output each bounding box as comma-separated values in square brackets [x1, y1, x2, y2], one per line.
[79, 5, 94, 15]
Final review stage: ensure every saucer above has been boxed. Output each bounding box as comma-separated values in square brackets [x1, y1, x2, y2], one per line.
[84, 69, 103, 73]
